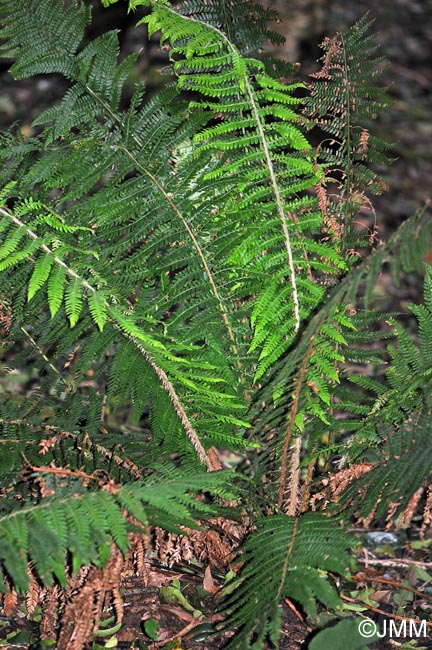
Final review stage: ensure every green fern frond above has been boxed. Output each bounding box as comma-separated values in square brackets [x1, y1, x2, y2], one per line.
[0, 0, 91, 79]
[0, 490, 125, 591]
[337, 402, 432, 523]
[132, 0, 326, 353]
[1, 3, 431, 646]
[329, 269, 432, 518]
[222, 513, 353, 648]
[0, 468, 240, 592]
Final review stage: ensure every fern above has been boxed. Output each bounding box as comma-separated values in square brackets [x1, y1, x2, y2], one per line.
[129, 0, 347, 369]
[0, 0, 431, 647]
[222, 513, 353, 648]
[331, 268, 432, 524]
[304, 14, 393, 253]
[0, 468, 240, 592]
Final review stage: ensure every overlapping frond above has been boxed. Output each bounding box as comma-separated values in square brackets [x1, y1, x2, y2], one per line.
[129, 0, 346, 368]
[0, 468, 239, 592]
[0, 0, 252, 464]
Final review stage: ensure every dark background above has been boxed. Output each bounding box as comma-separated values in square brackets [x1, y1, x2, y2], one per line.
[267, 0, 432, 229]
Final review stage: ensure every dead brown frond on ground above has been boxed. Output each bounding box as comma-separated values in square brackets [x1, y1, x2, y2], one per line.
[57, 544, 124, 650]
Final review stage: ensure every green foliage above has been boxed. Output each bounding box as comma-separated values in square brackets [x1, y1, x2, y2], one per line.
[131, 0, 344, 373]
[0, 467, 240, 592]
[333, 268, 432, 523]
[309, 618, 378, 650]
[0, 0, 431, 647]
[222, 513, 353, 647]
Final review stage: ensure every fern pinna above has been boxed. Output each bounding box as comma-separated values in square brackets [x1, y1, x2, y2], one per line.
[304, 15, 393, 254]
[1, 0, 432, 647]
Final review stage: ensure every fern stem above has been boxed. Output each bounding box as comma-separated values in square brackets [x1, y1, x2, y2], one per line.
[83, 83, 245, 380]
[340, 31, 353, 251]
[123, 333, 217, 470]
[30, 465, 102, 483]
[286, 436, 301, 516]
[275, 514, 299, 602]
[0, 492, 94, 523]
[0, 207, 85, 284]
[299, 453, 316, 513]
[278, 334, 315, 509]
[19, 325, 63, 379]
[109, 143, 246, 381]
[158, 3, 302, 333]
[243, 76, 301, 333]
[0, 206, 215, 471]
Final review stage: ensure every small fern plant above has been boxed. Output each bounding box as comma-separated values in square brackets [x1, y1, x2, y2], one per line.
[0, 0, 431, 647]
